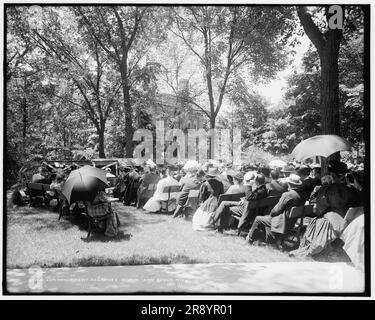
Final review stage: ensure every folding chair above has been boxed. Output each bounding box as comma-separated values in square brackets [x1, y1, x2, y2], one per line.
[160, 185, 181, 214]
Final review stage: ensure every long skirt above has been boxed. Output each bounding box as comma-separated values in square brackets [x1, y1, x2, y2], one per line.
[192, 196, 218, 231]
[340, 214, 364, 270]
[289, 211, 345, 257]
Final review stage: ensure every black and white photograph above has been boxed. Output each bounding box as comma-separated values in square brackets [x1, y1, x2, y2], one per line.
[1, 1, 371, 298]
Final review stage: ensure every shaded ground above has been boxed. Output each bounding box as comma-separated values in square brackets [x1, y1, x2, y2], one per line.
[6, 262, 364, 294]
[6, 201, 308, 268]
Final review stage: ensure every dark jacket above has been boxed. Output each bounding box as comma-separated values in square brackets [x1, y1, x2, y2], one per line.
[200, 178, 224, 203]
[315, 183, 362, 217]
[237, 184, 269, 230]
[297, 177, 321, 202]
[269, 189, 305, 235]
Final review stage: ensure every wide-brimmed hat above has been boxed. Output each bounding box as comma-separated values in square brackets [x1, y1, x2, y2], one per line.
[286, 174, 302, 187]
[206, 167, 219, 177]
[244, 171, 256, 182]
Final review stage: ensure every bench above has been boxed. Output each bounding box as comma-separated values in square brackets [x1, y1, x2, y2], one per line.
[25, 182, 52, 206]
[160, 185, 181, 214]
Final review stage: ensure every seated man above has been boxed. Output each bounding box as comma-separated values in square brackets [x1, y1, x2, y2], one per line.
[212, 173, 267, 233]
[173, 169, 205, 218]
[266, 170, 286, 196]
[246, 174, 305, 246]
[143, 167, 181, 213]
[137, 165, 160, 208]
[235, 173, 269, 232]
[296, 165, 321, 202]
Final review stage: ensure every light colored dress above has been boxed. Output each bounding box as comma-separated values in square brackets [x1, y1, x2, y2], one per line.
[340, 213, 364, 270]
[143, 176, 180, 212]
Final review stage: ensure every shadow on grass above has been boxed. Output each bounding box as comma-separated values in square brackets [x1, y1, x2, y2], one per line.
[81, 231, 133, 243]
[70, 253, 205, 267]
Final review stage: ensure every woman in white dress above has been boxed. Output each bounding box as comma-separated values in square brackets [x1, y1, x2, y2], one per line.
[143, 167, 180, 212]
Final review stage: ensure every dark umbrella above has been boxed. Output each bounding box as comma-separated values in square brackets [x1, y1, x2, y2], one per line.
[62, 166, 108, 204]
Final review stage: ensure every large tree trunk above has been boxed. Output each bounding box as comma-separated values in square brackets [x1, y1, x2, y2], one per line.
[320, 34, 341, 135]
[297, 6, 343, 136]
[120, 62, 134, 158]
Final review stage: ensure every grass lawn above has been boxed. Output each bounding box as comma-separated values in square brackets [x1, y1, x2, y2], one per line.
[6, 200, 309, 269]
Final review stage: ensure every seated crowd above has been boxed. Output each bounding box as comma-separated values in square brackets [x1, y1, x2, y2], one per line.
[113, 158, 364, 269]
[10, 157, 365, 269]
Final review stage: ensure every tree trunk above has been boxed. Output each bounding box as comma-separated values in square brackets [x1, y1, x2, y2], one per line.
[320, 36, 341, 135]
[120, 62, 134, 158]
[97, 127, 106, 159]
[22, 97, 27, 138]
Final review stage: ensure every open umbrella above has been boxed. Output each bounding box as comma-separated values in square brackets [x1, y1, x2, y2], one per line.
[292, 135, 352, 161]
[269, 159, 287, 168]
[62, 166, 108, 204]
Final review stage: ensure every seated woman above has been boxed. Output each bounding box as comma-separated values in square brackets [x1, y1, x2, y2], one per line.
[340, 207, 364, 270]
[137, 165, 160, 208]
[192, 168, 224, 231]
[85, 191, 120, 237]
[143, 167, 180, 213]
[289, 172, 363, 258]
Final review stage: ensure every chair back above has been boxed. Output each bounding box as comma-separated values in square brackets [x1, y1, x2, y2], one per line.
[288, 206, 305, 219]
[247, 195, 281, 216]
[218, 192, 245, 206]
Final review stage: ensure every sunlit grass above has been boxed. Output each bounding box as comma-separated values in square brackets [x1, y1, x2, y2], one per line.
[6, 202, 307, 269]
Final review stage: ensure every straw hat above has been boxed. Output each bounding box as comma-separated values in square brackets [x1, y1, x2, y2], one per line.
[206, 167, 219, 177]
[286, 174, 302, 187]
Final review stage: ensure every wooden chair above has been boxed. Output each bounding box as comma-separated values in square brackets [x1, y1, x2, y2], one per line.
[284, 204, 314, 247]
[233, 195, 281, 235]
[160, 185, 181, 214]
[26, 182, 51, 207]
[217, 192, 246, 206]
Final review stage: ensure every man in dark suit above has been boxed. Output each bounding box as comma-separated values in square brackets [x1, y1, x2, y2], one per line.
[213, 174, 268, 233]
[246, 174, 305, 245]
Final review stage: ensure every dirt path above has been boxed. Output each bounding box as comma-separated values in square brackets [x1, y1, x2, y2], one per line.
[6, 261, 364, 294]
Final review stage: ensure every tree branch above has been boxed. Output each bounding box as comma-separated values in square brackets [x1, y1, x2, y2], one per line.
[297, 6, 326, 54]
